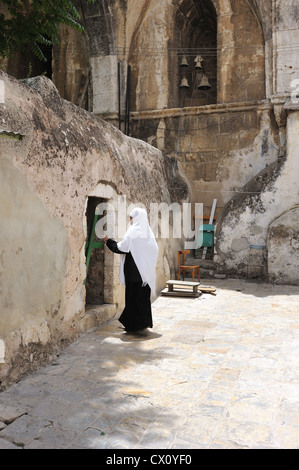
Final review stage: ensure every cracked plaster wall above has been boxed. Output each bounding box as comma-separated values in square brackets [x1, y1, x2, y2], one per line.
[0, 71, 188, 388]
[214, 107, 299, 284]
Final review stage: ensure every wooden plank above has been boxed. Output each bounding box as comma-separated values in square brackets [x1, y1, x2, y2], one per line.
[166, 280, 200, 286]
[170, 284, 216, 293]
[166, 280, 199, 293]
[167, 284, 199, 290]
[163, 280, 216, 297]
[198, 285, 217, 293]
[168, 286, 198, 292]
[161, 288, 200, 298]
[209, 199, 217, 224]
[193, 215, 216, 222]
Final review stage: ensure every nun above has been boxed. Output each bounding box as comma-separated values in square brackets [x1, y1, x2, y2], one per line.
[104, 207, 158, 334]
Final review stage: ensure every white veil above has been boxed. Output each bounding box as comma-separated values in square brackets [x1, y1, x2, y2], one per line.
[117, 207, 158, 297]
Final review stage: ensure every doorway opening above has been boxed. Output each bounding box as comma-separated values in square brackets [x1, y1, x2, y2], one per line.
[85, 197, 105, 306]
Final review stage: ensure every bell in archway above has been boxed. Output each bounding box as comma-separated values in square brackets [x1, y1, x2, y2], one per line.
[194, 55, 203, 70]
[180, 54, 189, 67]
[180, 76, 190, 88]
[198, 74, 211, 90]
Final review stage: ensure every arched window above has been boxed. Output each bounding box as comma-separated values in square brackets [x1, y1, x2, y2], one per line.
[174, 0, 217, 107]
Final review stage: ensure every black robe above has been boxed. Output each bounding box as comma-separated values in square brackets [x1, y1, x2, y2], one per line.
[106, 238, 153, 332]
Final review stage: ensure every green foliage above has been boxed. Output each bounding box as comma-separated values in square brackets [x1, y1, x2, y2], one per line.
[0, 0, 95, 62]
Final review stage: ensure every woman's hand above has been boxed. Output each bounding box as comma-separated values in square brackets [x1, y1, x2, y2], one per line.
[103, 236, 109, 243]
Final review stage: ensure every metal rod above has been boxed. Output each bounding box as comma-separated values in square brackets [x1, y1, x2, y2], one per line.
[118, 61, 121, 130]
[125, 65, 131, 135]
[127, 65, 131, 135]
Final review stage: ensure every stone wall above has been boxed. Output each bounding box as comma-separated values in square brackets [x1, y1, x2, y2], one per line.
[77, 0, 270, 216]
[0, 0, 273, 215]
[214, 106, 299, 284]
[0, 71, 188, 388]
[1, 0, 298, 294]
[267, 207, 299, 285]
[211, 0, 299, 284]
[128, 100, 279, 215]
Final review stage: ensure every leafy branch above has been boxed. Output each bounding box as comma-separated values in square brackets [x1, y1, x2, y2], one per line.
[0, 0, 95, 62]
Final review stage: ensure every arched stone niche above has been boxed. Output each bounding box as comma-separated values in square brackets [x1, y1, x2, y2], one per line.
[173, 0, 217, 107]
[44, 0, 266, 115]
[215, 0, 265, 103]
[127, 0, 265, 111]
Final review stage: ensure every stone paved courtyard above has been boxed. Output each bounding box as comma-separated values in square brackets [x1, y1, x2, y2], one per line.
[0, 278, 298, 449]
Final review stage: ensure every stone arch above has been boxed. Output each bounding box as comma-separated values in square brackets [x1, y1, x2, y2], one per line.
[127, 0, 218, 111]
[172, 0, 266, 105]
[127, 1, 171, 112]
[127, 0, 265, 112]
[215, 0, 265, 103]
[209, 0, 264, 38]
[173, 0, 218, 107]
[49, 0, 266, 114]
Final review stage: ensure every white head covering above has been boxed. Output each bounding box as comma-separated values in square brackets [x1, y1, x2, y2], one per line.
[117, 207, 158, 297]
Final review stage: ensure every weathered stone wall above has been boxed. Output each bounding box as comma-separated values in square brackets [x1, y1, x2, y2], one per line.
[49, 1, 265, 115]
[128, 100, 279, 216]
[267, 207, 299, 285]
[214, 106, 299, 284]
[123, 0, 265, 111]
[0, 0, 268, 218]
[52, 24, 90, 109]
[215, 0, 265, 104]
[214, 158, 286, 277]
[0, 71, 188, 388]
[1, 0, 298, 293]
[272, 0, 299, 97]
[211, 0, 299, 284]
[78, 0, 269, 216]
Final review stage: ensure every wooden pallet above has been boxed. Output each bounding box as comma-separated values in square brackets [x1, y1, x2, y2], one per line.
[161, 288, 200, 298]
[160, 280, 199, 298]
[160, 280, 216, 298]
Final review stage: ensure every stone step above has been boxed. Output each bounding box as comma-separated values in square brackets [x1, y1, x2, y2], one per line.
[182, 256, 227, 279]
[185, 257, 216, 268]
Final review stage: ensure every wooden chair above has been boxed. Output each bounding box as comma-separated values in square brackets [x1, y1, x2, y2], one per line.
[177, 250, 200, 282]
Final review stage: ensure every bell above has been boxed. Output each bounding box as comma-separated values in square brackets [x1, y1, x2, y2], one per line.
[198, 74, 211, 90]
[194, 55, 203, 70]
[180, 77, 190, 88]
[180, 54, 189, 67]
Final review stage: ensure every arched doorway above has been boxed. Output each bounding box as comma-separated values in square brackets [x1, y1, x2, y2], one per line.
[85, 197, 105, 306]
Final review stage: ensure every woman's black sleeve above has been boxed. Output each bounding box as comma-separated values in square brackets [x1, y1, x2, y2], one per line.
[106, 238, 127, 254]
